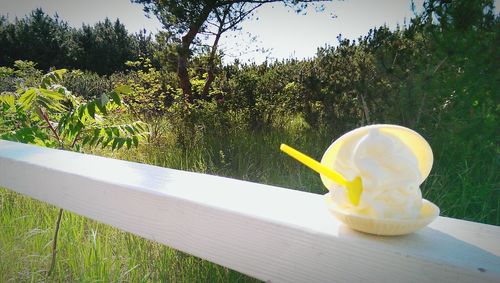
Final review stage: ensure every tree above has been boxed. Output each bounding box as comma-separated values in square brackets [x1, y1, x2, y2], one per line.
[0, 66, 149, 276]
[133, 0, 329, 101]
[0, 9, 75, 70]
[0, 9, 155, 75]
[75, 18, 137, 74]
[423, 0, 496, 31]
[418, 0, 499, 145]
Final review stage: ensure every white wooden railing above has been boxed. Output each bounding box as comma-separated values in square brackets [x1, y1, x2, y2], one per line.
[0, 139, 499, 282]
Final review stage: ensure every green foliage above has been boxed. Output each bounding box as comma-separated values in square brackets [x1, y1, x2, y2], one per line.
[11, 60, 44, 89]
[62, 70, 113, 100]
[76, 18, 136, 74]
[0, 68, 148, 151]
[123, 58, 174, 119]
[0, 66, 14, 78]
[0, 9, 156, 74]
[0, 9, 74, 71]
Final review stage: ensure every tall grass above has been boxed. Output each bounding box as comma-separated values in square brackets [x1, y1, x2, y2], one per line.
[0, 188, 254, 282]
[1, 117, 498, 281]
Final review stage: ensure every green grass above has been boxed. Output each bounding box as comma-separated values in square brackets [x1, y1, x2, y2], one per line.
[0, 189, 256, 282]
[1, 120, 498, 282]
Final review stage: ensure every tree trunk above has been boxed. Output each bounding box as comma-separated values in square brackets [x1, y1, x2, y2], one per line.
[177, 45, 192, 101]
[177, 5, 213, 102]
[201, 16, 225, 100]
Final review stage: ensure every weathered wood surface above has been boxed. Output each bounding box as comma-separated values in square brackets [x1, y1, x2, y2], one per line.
[1, 140, 499, 282]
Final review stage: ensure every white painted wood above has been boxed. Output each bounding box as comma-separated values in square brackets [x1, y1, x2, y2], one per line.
[0, 139, 499, 282]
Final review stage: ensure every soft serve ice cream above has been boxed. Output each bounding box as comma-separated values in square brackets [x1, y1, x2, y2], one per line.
[327, 127, 424, 220]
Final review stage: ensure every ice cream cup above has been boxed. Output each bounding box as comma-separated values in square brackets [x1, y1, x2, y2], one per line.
[321, 124, 438, 235]
[325, 193, 440, 236]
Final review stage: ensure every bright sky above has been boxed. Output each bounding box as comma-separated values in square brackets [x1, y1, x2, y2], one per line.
[1, 0, 498, 63]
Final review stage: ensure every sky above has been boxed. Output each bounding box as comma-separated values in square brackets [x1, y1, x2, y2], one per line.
[1, 0, 498, 63]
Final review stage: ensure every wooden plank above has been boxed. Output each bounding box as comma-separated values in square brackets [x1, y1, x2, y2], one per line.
[0, 139, 499, 282]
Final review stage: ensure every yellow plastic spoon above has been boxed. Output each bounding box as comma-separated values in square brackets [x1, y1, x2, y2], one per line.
[280, 144, 363, 206]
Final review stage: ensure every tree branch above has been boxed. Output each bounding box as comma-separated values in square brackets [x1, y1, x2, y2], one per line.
[39, 107, 63, 148]
[47, 208, 63, 276]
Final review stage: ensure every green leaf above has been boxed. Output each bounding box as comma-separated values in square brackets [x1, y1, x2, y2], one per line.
[57, 115, 68, 133]
[57, 86, 67, 95]
[101, 137, 112, 148]
[70, 122, 83, 137]
[89, 129, 101, 146]
[52, 69, 67, 80]
[95, 136, 104, 147]
[77, 105, 86, 119]
[82, 135, 91, 146]
[96, 94, 108, 114]
[0, 93, 16, 110]
[116, 139, 125, 150]
[108, 91, 122, 106]
[100, 93, 109, 106]
[34, 107, 45, 122]
[87, 101, 96, 118]
[18, 88, 38, 111]
[95, 103, 107, 115]
[124, 125, 135, 134]
[112, 127, 120, 136]
[111, 139, 119, 151]
[105, 128, 113, 138]
[38, 95, 66, 112]
[39, 88, 65, 101]
[41, 69, 67, 87]
[14, 127, 36, 143]
[115, 85, 132, 95]
[132, 136, 139, 147]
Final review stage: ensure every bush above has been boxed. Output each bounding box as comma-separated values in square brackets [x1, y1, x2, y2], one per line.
[62, 70, 113, 99]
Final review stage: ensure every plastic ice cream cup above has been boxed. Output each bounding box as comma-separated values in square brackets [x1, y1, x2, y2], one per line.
[321, 124, 439, 235]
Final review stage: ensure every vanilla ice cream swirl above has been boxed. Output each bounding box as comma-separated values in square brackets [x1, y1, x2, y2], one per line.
[330, 128, 423, 219]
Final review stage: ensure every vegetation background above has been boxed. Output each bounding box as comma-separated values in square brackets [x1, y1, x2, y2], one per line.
[0, 0, 498, 281]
